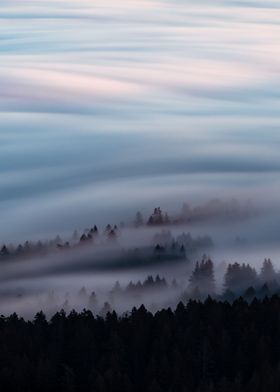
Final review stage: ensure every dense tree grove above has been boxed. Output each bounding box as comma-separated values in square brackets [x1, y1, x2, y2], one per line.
[0, 224, 115, 260]
[1, 296, 280, 391]
[0, 226, 213, 266]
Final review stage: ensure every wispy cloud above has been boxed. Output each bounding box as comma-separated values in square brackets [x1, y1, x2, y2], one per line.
[0, 0, 280, 241]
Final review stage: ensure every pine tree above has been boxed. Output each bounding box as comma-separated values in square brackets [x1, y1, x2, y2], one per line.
[189, 258, 215, 295]
[260, 258, 276, 283]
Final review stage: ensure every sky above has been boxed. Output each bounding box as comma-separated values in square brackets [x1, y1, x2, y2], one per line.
[0, 0, 280, 242]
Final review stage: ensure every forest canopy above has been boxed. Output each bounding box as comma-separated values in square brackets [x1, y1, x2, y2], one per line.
[1, 296, 280, 392]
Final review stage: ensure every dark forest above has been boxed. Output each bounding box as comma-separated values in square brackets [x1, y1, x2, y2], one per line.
[1, 296, 280, 392]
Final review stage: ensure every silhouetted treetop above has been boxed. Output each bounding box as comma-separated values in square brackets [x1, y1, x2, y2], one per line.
[0, 296, 279, 391]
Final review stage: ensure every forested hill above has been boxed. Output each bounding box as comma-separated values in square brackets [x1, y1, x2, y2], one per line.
[1, 296, 280, 392]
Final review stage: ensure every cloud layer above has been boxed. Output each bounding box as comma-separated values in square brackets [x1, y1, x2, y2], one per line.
[0, 0, 280, 241]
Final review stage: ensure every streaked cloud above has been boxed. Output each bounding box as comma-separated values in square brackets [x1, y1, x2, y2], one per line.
[0, 0, 280, 241]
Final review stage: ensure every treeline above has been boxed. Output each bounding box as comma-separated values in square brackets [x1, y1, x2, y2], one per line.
[1, 296, 280, 391]
[153, 230, 213, 253]
[44, 275, 175, 316]
[0, 227, 213, 265]
[105, 258, 280, 305]
[89, 258, 280, 307]
[1, 275, 179, 317]
[119, 231, 213, 267]
[187, 257, 280, 300]
[103, 258, 280, 306]
[135, 199, 256, 227]
[0, 199, 254, 261]
[0, 224, 119, 261]
[6, 259, 280, 317]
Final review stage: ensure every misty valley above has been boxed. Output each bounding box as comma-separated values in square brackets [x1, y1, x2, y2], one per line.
[0, 199, 278, 318]
[1, 199, 280, 391]
[1, 0, 280, 390]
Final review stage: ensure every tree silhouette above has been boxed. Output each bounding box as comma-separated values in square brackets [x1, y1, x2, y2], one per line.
[0, 245, 9, 257]
[260, 258, 276, 283]
[1, 297, 280, 391]
[147, 207, 164, 225]
[224, 263, 257, 293]
[189, 258, 215, 295]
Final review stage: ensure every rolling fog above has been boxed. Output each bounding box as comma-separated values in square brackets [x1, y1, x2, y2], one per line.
[1, 201, 280, 317]
[0, 0, 280, 316]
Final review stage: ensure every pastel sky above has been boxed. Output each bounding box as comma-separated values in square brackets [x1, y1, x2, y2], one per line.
[0, 0, 280, 241]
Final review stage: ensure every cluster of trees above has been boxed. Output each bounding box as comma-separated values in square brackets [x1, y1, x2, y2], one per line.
[86, 258, 280, 311]
[1, 226, 214, 269]
[153, 243, 186, 260]
[189, 258, 215, 296]
[0, 224, 120, 262]
[108, 259, 280, 303]
[1, 251, 280, 313]
[134, 199, 256, 228]
[3, 276, 180, 317]
[224, 258, 276, 292]
[119, 275, 170, 294]
[116, 241, 191, 270]
[79, 224, 118, 244]
[186, 258, 280, 302]
[2, 256, 280, 313]
[0, 199, 254, 262]
[153, 230, 213, 253]
[7, 258, 280, 319]
[120, 231, 213, 266]
[222, 258, 278, 301]
[147, 207, 170, 226]
[3, 274, 173, 317]
[72, 276, 173, 313]
[2, 297, 280, 391]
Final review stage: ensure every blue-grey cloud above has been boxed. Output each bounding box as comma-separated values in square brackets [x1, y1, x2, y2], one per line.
[0, 0, 280, 243]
